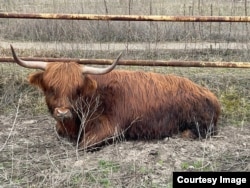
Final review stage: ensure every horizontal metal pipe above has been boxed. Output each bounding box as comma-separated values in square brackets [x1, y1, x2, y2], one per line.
[1, 12, 250, 22]
[1, 57, 250, 68]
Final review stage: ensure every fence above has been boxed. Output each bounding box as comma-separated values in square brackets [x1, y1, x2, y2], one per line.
[1, 13, 250, 22]
[1, 12, 250, 68]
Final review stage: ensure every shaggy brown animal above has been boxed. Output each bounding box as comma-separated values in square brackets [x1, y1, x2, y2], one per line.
[11, 45, 220, 149]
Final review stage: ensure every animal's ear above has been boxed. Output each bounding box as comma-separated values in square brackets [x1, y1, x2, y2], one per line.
[84, 76, 97, 96]
[28, 72, 45, 91]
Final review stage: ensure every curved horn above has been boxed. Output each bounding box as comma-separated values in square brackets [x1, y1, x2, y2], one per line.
[10, 44, 48, 70]
[81, 52, 122, 75]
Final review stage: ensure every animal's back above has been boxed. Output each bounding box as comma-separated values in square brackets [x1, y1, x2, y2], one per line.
[92, 70, 220, 139]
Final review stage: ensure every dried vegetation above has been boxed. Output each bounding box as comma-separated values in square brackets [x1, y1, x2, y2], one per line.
[0, 0, 249, 187]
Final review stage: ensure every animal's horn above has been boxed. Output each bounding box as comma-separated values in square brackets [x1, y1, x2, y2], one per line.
[10, 44, 48, 70]
[81, 52, 122, 75]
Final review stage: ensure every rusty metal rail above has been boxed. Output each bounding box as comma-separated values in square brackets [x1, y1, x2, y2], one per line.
[1, 12, 250, 22]
[1, 12, 250, 68]
[1, 57, 250, 68]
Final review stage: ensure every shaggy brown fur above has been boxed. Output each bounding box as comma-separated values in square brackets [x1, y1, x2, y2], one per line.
[28, 62, 221, 149]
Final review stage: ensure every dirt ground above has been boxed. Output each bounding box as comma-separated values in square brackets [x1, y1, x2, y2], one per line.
[0, 113, 249, 187]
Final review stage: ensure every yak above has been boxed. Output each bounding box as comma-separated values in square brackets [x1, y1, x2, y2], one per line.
[10, 45, 220, 149]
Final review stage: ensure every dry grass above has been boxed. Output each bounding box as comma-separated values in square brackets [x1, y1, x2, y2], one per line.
[0, 0, 250, 43]
[0, 111, 249, 187]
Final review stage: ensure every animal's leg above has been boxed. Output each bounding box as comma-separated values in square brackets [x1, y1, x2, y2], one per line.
[181, 129, 197, 139]
[55, 122, 66, 137]
[79, 120, 120, 149]
[55, 121, 80, 140]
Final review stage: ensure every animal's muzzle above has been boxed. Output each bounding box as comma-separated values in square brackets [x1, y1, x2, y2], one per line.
[54, 107, 72, 120]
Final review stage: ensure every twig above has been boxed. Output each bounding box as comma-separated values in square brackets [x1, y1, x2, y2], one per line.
[0, 94, 21, 152]
[46, 149, 60, 173]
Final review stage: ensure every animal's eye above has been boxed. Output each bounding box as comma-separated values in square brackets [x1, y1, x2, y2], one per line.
[46, 87, 56, 97]
[76, 87, 82, 95]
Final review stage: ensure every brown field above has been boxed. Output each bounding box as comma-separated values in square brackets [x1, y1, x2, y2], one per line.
[0, 0, 250, 187]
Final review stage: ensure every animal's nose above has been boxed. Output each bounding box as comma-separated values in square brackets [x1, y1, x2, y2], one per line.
[54, 108, 72, 120]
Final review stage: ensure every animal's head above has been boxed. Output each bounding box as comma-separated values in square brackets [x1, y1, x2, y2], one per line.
[10, 45, 122, 121]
